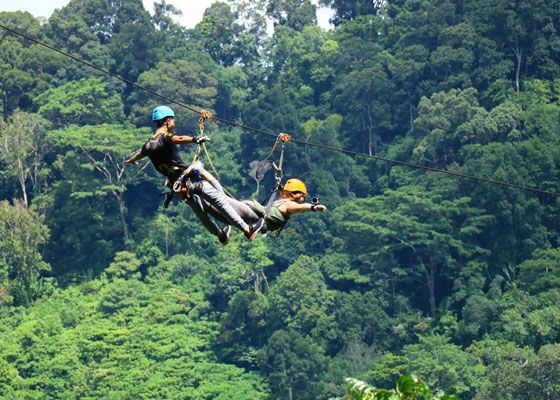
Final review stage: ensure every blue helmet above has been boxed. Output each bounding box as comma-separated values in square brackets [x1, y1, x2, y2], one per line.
[152, 105, 175, 121]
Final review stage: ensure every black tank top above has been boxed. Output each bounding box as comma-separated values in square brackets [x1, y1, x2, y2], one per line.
[141, 132, 189, 178]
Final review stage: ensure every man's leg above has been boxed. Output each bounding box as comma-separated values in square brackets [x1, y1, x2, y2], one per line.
[202, 175, 261, 223]
[186, 194, 221, 236]
[204, 197, 260, 226]
[195, 180, 250, 232]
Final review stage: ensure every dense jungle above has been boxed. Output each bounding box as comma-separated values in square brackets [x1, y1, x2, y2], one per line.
[1, 0, 560, 398]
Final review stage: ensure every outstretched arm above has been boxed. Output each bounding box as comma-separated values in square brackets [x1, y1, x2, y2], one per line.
[277, 201, 327, 215]
[124, 151, 146, 165]
[172, 135, 210, 145]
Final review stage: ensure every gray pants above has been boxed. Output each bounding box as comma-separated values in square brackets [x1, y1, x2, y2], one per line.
[206, 197, 260, 226]
[198, 178, 260, 226]
[186, 180, 249, 236]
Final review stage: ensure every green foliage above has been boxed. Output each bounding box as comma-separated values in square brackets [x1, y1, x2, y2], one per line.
[469, 339, 560, 399]
[47, 123, 148, 242]
[0, 11, 57, 118]
[0, 266, 269, 399]
[344, 375, 460, 400]
[404, 335, 482, 398]
[258, 329, 325, 399]
[127, 59, 219, 129]
[2, 1, 560, 399]
[266, 0, 317, 31]
[0, 110, 50, 207]
[519, 247, 560, 293]
[267, 255, 333, 334]
[34, 77, 124, 128]
[0, 200, 50, 305]
[193, 2, 243, 66]
[332, 181, 490, 315]
[105, 251, 142, 279]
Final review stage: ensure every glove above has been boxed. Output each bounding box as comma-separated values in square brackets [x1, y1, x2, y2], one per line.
[193, 135, 210, 144]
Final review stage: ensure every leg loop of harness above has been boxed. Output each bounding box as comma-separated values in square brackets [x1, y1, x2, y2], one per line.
[172, 174, 194, 201]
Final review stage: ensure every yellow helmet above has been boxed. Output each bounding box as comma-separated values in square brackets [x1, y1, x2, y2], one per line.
[283, 178, 307, 195]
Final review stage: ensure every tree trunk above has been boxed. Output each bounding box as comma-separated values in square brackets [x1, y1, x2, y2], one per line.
[425, 259, 437, 316]
[261, 268, 270, 292]
[165, 223, 169, 256]
[254, 272, 260, 293]
[284, 368, 293, 400]
[367, 104, 373, 156]
[114, 190, 129, 242]
[514, 43, 522, 93]
[17, 156, 28, 208]
[18, 174, 28, 209]
[2, 89, 7, 121]
[408, 90, 414, 129]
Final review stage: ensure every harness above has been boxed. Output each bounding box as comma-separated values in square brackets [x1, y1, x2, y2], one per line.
[250, 198, 291, 234]
[249, 133, 292, 237]
[163, 110, 230, 207]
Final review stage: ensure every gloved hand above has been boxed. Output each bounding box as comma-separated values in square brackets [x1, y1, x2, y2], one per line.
[311, 204, 327, 212]
[192, 135, 210, 144]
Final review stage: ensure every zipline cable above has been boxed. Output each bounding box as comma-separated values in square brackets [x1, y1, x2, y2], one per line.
[2, 23, 559, 198]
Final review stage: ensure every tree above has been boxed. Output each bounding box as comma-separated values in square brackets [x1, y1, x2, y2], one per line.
[258, 329, 324, 400]
[127, 60, 218, 130]
[151, 0, 183, 31]
[412, 88, 490, 168]
[0, 111, 50, 208]
[0, 12, 60, 118]
[463, 0, 560, 93]
[43, 5, 115, 83]
[344, 375, 460, 400]
[470, 338, 560, 399]
[329, 15, 398, 148]
[105, 251, 141, 280]
[192, 2, 243, 66]
[34, 77, 124, 128]
[216, 237, 274, 294]
[265, 0, 317, 31]
[327, 290, 394, 354]
[319, 0, 382, 26]
[387, 44, 430, 130]
[0, 200, 50, 305]
[519, 248, 560, 294]
[404, 335, 481, 398]
[267, 255, 333, 334]
[48, 0, 157, 81]
[332, 180, 490, 315]
[48, 124, 148, 242]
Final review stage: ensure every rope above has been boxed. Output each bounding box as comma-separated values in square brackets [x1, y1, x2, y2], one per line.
[197, 110, 236, 198]
[2, 22, 559, 198]
[289, 138, 560, 197]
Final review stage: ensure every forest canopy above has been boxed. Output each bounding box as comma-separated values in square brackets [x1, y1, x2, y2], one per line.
[1, 0, 560, 398]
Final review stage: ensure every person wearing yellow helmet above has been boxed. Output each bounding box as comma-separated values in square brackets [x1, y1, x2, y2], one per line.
[262, 178, 327, 230]
[195, 167, 326, 235]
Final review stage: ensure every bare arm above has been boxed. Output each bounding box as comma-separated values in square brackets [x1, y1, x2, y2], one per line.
[124, 151, 146, 165]
[172, 135, 210, 145]
[276, 201, 327, 216]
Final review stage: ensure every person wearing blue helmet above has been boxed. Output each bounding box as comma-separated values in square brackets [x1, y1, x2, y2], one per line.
[125, 105, 264, 243]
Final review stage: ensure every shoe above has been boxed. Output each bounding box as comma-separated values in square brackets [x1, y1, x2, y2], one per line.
[163, 192, 174, 209]
[219, 225, 231, 245]
[245, 218, 265, 240]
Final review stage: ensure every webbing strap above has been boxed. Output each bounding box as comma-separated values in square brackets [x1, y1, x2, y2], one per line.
[262, 133, 291, 217]
[264, 188, 279, 218]
[196, 110, 236, 198]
